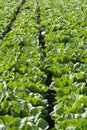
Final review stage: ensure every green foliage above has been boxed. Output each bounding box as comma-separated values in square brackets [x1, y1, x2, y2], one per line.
[39, 0, 87, 129]
[0, 0, 87, 129]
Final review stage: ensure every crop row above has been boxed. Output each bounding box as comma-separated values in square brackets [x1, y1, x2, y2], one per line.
[0, 0, 49, 129]
[38, 0, 87, 129]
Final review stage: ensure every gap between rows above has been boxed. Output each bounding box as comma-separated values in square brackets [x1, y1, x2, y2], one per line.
[36, 1, 56, 129]
[2, 0, 26, 40]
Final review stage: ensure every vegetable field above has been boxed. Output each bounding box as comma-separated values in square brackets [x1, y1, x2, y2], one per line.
[0, 0, 87, 129]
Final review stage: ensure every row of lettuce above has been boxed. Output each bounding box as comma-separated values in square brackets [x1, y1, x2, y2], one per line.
[0, 0, 49, 129]
[38, 0, 87, 129]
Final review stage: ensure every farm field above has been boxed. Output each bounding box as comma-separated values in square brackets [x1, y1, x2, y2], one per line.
[0, 0, 87, 129]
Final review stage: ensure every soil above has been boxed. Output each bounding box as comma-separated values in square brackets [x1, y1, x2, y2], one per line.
[2, 0, 26, 39]
[36, 1, 56, 129]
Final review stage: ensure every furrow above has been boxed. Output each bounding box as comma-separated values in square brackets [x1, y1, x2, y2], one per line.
[36, 1, 56, 129]
[2, 0, 26, 40]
